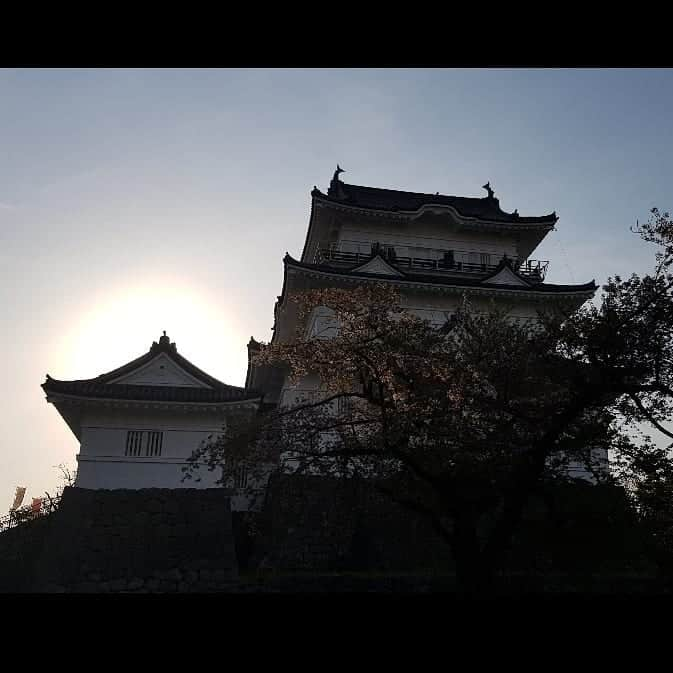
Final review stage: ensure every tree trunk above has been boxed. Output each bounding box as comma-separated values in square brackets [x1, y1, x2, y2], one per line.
[452, 512, 495, 597]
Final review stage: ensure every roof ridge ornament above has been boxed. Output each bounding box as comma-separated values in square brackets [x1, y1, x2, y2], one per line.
[152, 330, 177, 353]
[328, 164, 346, 198]
[482, 182, 495, 199]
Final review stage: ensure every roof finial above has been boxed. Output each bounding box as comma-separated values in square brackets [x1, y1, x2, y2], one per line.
[328, 165, 346, 198]
[159, 330, 170, 346]
[482, 182, 494, 199]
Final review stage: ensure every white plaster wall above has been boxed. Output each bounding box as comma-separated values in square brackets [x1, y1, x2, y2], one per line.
[75, 407, 226, 490]
[76, 459, 222, 489]
[278, 293, 549, 406]
[336, 221, 519, 261]
[303, 295, 546, 342]
[399, 290, 549, 323]
[563, 449, 610, 483]
[306, 306, 338, 339]
[80, 425, 221, 460]
[73, 406, 267, 510]
[280, 374, 322, 408]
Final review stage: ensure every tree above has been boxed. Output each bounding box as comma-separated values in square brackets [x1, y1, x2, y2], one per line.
[188, 209, 673, 595]
[42, 463, 77, 513]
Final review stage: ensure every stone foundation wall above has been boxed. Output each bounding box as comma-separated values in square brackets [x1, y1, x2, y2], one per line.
[0, 516, 53, 592]
[0, 479, 653, 591]
[0, 487, 238, 592]
[256, 475, 652, 575]
[256, 474, 453, 572]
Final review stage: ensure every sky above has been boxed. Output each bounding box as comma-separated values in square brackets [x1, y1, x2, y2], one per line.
[1, 68, 672, 509]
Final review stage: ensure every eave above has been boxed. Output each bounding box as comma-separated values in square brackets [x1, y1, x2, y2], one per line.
[283, 254, 597, 302]
[311, 191, 557, 230]
[305, 192, 555, 264]
[45, 392, 262, 441]
[45, 391, 262, 410]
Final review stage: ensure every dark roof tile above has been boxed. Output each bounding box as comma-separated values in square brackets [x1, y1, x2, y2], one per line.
[285, 254, 597, 295]
[42, 332, 260, 403]
[42, 378, 259, 403]
[318, 181, 557, 225]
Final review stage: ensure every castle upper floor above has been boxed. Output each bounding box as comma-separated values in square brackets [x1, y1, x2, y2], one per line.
[301, 168, 558, 282]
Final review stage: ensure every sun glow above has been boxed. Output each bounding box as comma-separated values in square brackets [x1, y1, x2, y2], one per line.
[54, 281, 248, 387]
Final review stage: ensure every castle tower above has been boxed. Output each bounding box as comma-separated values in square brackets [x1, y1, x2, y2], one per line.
[247, 168, 597, 410]
[43, 332, 261, 495]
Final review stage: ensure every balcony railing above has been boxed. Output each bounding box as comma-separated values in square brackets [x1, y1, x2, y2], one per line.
[315, 247, 549, 282]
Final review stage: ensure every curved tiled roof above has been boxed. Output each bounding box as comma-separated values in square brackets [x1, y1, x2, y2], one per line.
[91, 334, 228, 388]
[42, 378, 259, 403]
[313, 181, 557, 225]
[284, 253, 597, 295]
[42, 333, 260, 403]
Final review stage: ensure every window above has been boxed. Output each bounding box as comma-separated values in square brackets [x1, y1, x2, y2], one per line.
[146, 431, 163, 457]
[382, 244, 397, 261]
[442, 250, 456, 268]
[125, 430, 163, 457]
[336, 395, 352, 415]
[234, 465, 249, 489]
[308, 307, 338, 339]
[125, 431, 144, 457]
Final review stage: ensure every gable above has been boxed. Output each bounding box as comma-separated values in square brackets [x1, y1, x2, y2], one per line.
[109, 353, 212, 388]
[351, 255, 404, 277]
[482, 265, 531, 287]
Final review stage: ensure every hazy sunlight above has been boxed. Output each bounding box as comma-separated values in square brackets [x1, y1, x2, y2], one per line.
[55, 281, 247, 386]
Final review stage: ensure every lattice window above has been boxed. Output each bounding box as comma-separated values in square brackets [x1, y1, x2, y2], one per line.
[125, 431, 144, 457]
[336, 395, 353, 416]
[146, 431, 163, 457]
[234, 465, 249, 489]
[125, 430, 163, 457]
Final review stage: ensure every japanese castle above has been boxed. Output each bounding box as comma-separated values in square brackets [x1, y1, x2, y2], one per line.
[43, 168, 599, 501]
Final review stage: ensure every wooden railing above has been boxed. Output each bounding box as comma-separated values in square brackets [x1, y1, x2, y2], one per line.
[315, 248, 549, 282]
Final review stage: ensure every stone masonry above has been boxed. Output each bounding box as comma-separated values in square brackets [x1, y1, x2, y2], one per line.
[0, 486, 238, 592]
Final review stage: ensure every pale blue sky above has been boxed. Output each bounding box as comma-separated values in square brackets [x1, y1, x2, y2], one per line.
[1, 68, 671, 507]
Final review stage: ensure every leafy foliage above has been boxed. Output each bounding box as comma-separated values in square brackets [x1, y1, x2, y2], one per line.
[188, 208, 673, 593]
